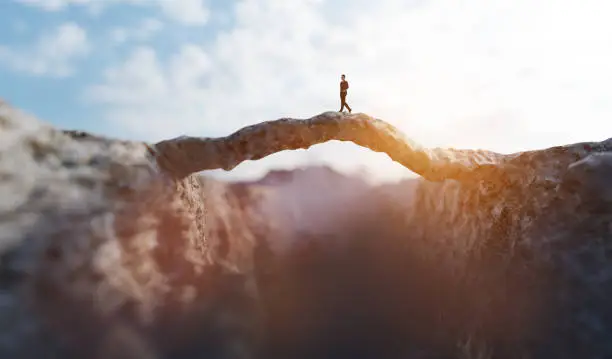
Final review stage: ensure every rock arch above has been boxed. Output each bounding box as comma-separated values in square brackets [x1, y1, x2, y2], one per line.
[152, 111, 507, 182]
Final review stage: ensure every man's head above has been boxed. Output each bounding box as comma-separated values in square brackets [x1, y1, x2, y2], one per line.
[341, 74, 345, 80]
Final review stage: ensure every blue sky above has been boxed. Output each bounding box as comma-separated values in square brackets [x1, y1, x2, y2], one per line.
[2, 0, 612, 182]
[0, 0, 233, 137]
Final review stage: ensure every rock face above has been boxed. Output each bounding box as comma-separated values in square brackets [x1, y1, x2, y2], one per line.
[0, 101, 262, 358]
[398, 149, 612, 358]
[153, 113, 612, 358]
[3, 98, 612, 358]
[153, 111, 507, 181]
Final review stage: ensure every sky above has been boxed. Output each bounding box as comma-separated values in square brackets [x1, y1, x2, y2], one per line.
[2, 0, 612, 183]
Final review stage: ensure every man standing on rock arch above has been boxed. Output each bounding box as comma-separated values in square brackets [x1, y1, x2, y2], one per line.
[339, 74, 352, 113]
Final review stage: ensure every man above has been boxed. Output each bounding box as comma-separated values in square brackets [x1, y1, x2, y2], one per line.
[339, 74, 352, 113]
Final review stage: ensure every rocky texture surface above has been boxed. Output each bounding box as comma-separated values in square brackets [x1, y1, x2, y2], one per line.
[152, 111, 612, 358]
[389, 145, 612, 357]
[155, 109, 612, 357]
[153, 111, 507, 181]
[0, 100, 263, 358]
[4, 96, 612, 358]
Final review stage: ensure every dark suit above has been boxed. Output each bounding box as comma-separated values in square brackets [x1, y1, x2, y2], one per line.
[339, 80, 351, 113]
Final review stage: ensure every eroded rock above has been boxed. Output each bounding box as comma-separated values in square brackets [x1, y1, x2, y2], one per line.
[0, 102, 262, 358]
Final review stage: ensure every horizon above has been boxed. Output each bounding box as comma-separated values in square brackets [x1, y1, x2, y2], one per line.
[3, 0, 612, 183]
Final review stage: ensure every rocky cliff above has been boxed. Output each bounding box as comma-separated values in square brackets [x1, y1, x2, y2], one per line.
[0, 100, 263, 359]
[3, 99, 612, 358]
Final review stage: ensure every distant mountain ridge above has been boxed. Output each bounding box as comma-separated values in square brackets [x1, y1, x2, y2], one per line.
[218, 165, 418, 253]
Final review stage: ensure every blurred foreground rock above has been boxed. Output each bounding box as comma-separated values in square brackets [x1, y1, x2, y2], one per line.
[0, 101, 263, 358]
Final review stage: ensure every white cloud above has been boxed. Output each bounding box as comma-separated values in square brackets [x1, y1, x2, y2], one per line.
[15, 0, 92, 11]
[87, 0, 612, 182]
[0, 22, 89, 77]
[88, 47, 166, 105]
[158, 0, 210, 25]
[110, 18, 164, 44]
[15, 0, 210, 26]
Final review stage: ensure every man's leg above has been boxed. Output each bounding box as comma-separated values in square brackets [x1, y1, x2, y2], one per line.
[342, 93, 351, 113]
[339, 93, 346, 112]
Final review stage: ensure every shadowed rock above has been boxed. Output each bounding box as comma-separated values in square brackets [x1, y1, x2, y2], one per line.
[149, 109, 612, 358]
[0, 101, 263, 358]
